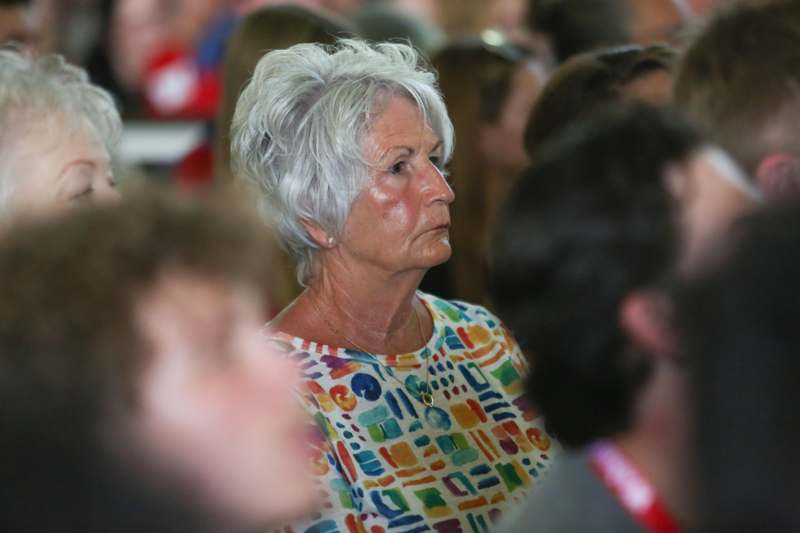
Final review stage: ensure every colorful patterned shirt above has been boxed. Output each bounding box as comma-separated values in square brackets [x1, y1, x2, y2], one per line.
[270, 292, 559, 533]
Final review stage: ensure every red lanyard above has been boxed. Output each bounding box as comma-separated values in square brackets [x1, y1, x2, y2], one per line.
[588, 440, 682, 533]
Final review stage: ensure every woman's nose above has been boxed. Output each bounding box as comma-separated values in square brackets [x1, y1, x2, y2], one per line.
[424, 161, 455, 205]
[93, 176, 122, 204]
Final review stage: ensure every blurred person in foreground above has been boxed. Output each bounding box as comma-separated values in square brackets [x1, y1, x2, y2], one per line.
[420, 34, 546, 305]
[674, 0, 800, 201]
[491, 104, 758, 533]
[0, 189, 315, 532]
[232, 39, 558, 532]
[524, 43, 677, 162]
[677, 203, 800, 532]
[0, 48, 120, 219]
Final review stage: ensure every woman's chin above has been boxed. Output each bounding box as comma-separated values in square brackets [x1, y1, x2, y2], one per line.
[420, 240, 452, 268]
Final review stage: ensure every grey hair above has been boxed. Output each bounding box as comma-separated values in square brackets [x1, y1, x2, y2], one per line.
[231, 38, 454, 285]
[0, 48, 122, 209]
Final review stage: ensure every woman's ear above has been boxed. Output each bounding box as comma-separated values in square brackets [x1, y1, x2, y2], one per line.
[755, 152, 800, 201]
[300, 219, 336, 249]
[619, 291, 676, 359]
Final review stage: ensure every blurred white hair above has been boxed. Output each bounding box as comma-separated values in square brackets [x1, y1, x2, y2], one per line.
[0, 48, 122, 210]
[231, 38, 454, 285]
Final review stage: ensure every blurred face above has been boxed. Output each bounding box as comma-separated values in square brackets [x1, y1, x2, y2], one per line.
[6, 120, 118, 217]
[627, 0, 685, 45]
[111, 0, 172, 88]
[232, 0, 323, 15]
[0, 5, 35, 46]
[480, 64, 542, 178]
[133, 274, 315, 528]
[480, 62, 544, 180]
[339, 96, 454, 274]
[669, 147, 759, 270]
[486, 0, 529, 36]
[688, 0, 718, 16]
[392, 0, 438, 24]
[622, 68, 673, 107]
[479, 62, 544, 231]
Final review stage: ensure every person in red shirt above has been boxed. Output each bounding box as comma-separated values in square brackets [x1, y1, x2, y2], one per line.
[492, 103, 757, 533]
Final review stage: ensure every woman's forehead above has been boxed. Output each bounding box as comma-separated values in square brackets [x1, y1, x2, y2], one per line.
[364, 96, 440, 158]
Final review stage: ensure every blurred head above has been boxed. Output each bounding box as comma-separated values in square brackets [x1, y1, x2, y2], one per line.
[109, 0, 172, 90]
[674, 0, 800, 200]
[677, 202, 800, 531]
[0, 49, 121, 219]
[351, 4, 445, 57]
[436, 36, 544, 194]
[490, 104, 751, 448]
[438, 0, 530, 40]
[0, 0, 35, 46]
[430, 35, 545, 302]
[529, 0, 695, 62]
[686, 0, 718, 16]
[625, 0, 686, 45]
[667, 144, 759, 271]
[0, 190, 315, 529]
[527, 0, 630, 62]
[215, 4, 352, 185]
[525, 43, 677, 161]
[232, 39, 454, 284]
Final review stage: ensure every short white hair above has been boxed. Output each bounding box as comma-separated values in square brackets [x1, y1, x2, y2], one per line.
[0, 48, 122, 209]
[231, 38, 454, 284]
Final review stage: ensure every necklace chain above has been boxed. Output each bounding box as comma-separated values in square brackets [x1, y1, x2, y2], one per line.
[307, 293, 435, 407]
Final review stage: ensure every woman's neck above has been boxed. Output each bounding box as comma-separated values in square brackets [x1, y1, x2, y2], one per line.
[273, 256, 431, 354]
[612, 362, 692, 526]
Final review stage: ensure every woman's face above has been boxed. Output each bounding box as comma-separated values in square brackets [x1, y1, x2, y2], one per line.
[669, 147, 758, 270]
[480, 62, 544, 191]
[338, 96, 454, 275]
[6, 120, 118, 217]
[132, 274, 315, 528]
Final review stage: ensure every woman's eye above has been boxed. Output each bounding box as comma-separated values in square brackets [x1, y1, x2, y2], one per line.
[429, 155, 444, 170]
[70, 188, 93, 202]
[390, 161, 407, 175]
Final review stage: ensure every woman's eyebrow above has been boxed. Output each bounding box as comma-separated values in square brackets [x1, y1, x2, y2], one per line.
[56, 160, 96, 184]
[377, 146, 414, 162]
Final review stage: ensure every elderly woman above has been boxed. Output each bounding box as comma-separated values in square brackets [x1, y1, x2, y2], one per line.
[0, 48, 120, 218]
[232, 39, 557, 532]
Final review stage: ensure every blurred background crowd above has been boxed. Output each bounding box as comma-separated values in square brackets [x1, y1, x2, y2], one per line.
[3, 0, 800, 532]
[0, 0, 715, 180]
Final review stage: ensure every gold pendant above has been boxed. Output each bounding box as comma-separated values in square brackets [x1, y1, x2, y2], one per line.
[421, 391, 434, 407]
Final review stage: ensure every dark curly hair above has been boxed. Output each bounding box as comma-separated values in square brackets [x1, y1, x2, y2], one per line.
[525, 43, 677, 161]
[490, 103, 700, 448]
[0, 188, 275, 531]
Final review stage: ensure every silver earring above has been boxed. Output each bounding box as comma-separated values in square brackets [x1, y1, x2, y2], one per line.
[327, 236, 335, 247]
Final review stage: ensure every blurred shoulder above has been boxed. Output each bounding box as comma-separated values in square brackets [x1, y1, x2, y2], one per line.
[503, 451, 643, 533]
